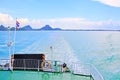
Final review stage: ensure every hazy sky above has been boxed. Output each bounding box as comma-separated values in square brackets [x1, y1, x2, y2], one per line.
[0, 0, 120, 29]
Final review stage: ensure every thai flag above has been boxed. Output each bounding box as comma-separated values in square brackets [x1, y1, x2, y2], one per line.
[16, 20, 20, 29]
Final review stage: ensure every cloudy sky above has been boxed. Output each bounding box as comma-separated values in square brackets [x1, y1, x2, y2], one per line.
[0, 0, 120, 29]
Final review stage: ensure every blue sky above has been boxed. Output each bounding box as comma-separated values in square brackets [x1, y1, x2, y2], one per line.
[0, 0, 120, 29]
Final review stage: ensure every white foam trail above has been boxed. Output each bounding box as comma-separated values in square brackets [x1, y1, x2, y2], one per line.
[44, 33, 80, 70]
[17, 32, 79, 70]
[18, 41, 42, 53]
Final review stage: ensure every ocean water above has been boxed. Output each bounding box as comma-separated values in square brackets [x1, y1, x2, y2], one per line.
[0, 31, 120, 80]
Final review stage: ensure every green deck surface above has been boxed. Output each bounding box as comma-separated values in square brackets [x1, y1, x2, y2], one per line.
[0, 70, 93, 80]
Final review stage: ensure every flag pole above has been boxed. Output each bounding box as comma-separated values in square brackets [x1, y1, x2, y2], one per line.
[13, 18, 17, 55]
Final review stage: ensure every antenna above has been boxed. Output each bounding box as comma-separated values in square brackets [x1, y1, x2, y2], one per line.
[50, 46, 53, 61]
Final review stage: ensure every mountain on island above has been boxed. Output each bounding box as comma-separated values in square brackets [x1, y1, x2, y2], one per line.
[0, 25, 7, 31]
[39, 25, 61, 30]
[21, 25, 33, 30]
[0, 25, 62, 31]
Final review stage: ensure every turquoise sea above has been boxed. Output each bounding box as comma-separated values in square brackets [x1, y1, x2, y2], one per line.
[0, 31, 120, 80]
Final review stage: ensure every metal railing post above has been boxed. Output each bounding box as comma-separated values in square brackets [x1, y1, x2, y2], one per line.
[38, 60, 39, 71]
[23, 59, 26, 70]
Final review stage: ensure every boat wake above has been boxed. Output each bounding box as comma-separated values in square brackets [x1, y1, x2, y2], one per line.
[18, 33, 79, 70]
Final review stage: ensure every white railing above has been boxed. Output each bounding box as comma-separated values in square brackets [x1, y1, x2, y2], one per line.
[0, 59, 10, 70]
[90, 65, 104, 80]
[0, 59, 63, 72]
[71, 62, 104, 80]
[71, 62, 90, 75]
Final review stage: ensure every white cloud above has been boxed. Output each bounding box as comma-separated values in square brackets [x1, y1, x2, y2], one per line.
[93, 0, 120, 7]
[0, 13, 14, 27]
[18, 18, 30, 27]
[0, 13, 120, 30]
[49, 18, 85, 22]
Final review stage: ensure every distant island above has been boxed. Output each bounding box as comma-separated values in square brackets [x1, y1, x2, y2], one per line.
[1, 24, 120, 31]
[0, 25, 62, 31]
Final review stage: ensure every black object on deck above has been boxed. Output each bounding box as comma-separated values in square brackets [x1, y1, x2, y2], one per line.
[11, 54, 45, 71]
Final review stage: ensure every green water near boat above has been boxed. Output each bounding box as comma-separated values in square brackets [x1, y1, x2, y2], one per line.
[0, 70, 93, 80]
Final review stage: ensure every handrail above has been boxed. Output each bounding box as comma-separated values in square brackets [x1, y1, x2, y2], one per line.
[70, 62, 104, 80]
[0, 59, 10, 70]
[71, 62, 90, 75]
[90, 65, 104, 80]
